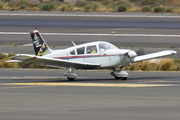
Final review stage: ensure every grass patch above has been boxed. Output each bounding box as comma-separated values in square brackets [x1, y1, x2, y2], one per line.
[124, 58, 180, 71]
[0, 0, 180, 13]
[20, 0, 31, 6]
[130, 0, 158, 6]
[75, 1, 86, 7]
[102, 0, 113, 5]
[108, 1, 131, 12]
[170, 46, 175, 49]
[61, 5, 66, 11]
[156, 59, 174, 71]
[142, 5, 151, 12]
[0, 4, 3, 10]
[66, 4, 74, 11]
[8, 1, 15, 8]
[117, 5, 127, 12]
[20, 4, 27, 9]
[84, 4, 91, 12]
[43, 4, 48, 11]
[154, 6, 166, 13]
[0, 58, 18, 68]
[0, 52, 18, 68]
[0, 52, 7, 59]
[93, 3, 98, 11]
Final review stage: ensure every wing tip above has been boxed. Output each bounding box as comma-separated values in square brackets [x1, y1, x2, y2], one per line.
[169, 50, 177, 55]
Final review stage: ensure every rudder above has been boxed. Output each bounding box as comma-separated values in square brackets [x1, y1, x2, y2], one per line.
[30, 29, 51, 56]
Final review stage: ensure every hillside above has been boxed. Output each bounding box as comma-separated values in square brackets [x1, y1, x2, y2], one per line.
[0, 0, 180, 13]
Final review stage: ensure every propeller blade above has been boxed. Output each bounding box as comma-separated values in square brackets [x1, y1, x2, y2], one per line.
[136, 48, 145, 56]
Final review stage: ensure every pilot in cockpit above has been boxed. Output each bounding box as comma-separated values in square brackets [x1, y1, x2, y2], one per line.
[91, 46, 97, 53]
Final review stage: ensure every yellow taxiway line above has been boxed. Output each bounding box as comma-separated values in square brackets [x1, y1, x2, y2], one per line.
[0, 82, 177, 88]
[0, 86, 41, 89]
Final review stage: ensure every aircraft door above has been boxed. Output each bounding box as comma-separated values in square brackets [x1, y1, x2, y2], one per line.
[98, 43, 110, 67]
[72, 47, 85, 62]
[85, 45, 99, 63]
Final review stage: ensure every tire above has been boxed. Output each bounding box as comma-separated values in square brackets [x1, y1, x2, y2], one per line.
[121, 77, 127, 80]
[67, 77, 75, 81]
[114, 76, 127, 80]
[114, 76, 121, 79]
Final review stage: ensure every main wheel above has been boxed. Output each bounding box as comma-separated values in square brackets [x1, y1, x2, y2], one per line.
[114, 76, 127, 80]
[67, 77, 75, 81]
[114, 76, 121, 79]
[121, 77, 127, 80]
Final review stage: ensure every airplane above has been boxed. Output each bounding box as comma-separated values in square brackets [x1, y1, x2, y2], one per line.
[6, 28, 177, 81]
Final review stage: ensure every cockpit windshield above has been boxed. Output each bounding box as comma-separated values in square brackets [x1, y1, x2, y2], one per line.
[99, 42, 118, 52]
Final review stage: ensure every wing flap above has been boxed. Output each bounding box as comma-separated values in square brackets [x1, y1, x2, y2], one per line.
[10, 54, 100, 69]
[133, 50, 177, 63]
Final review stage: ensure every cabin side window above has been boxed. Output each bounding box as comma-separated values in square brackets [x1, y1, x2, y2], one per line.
[70, 50, 75, 55]
[77, 47, 85, 55]
[86, 45, 97, 54]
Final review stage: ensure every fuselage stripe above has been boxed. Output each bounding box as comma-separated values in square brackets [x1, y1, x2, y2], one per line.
[53, 54, 124, 59]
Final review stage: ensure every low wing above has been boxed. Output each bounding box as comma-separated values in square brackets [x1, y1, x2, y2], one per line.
[6, 54, 101, 69]
[133, 50, 177, 63]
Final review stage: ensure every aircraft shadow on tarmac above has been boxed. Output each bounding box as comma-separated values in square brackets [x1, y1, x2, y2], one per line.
[4, 76, 175, 83]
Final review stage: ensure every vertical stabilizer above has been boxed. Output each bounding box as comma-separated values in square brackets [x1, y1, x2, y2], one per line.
[30, 29, 51, 56]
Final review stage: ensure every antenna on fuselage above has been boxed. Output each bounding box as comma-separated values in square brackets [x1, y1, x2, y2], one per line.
[72, 41, 76, 46]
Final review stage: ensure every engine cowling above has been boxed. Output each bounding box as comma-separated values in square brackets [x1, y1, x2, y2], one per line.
[119, 51, 137, 67]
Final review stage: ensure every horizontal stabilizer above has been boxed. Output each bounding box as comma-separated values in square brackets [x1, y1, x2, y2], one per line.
[6, 60, 22, 63]
[10, 54, 35, 60]
[133, 50, 177, 62]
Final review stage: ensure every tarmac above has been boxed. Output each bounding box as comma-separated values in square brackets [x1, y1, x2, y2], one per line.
[0, 12, 180, 49]
[0, 69, 180, 120]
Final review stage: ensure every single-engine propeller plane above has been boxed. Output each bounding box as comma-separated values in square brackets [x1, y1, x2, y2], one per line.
[6, 29, 177, 81]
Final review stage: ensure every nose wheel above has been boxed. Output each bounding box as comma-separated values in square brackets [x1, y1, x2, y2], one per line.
[67, 77, 75, 81]
[114, 76, 127, 80]
[111, 68, 128, 80]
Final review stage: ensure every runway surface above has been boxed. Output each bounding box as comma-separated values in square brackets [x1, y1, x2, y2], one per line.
[0, 11, 180, 49]
[1, 19, 180, 29]
[0, 69, 180, 120]
[1, 11, 180, 29]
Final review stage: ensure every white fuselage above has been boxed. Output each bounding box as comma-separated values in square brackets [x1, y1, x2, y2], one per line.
[44, 41, 136, 68]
